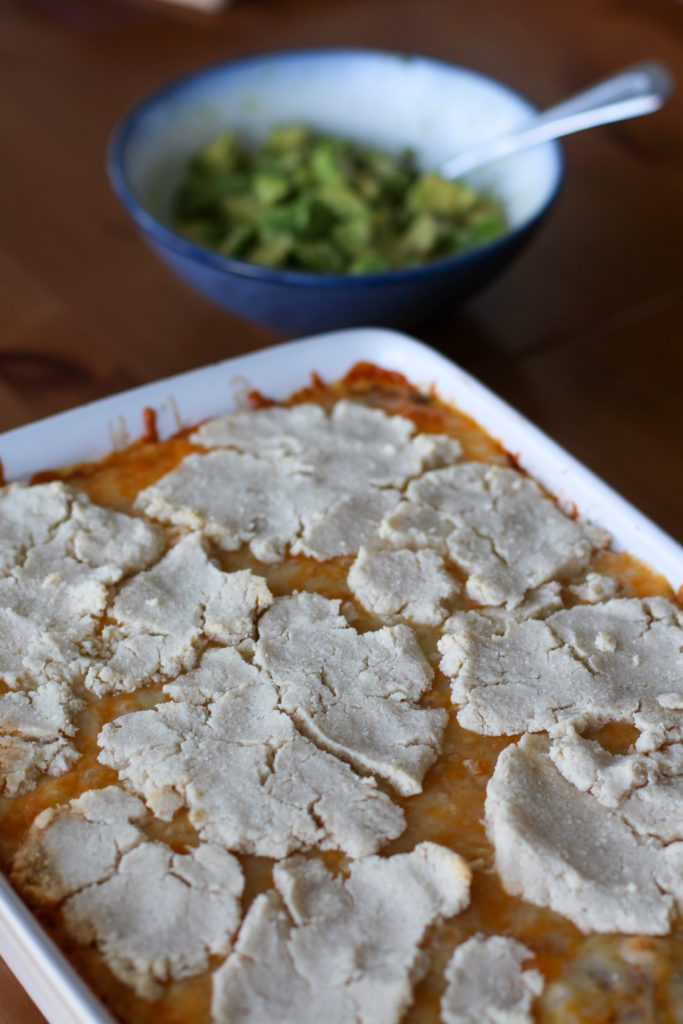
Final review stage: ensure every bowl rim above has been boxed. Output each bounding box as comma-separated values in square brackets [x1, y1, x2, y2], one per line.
[107, 46, 564, 290]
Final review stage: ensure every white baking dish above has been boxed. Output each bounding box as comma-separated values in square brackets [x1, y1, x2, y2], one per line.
[1, 327, 682, 1024]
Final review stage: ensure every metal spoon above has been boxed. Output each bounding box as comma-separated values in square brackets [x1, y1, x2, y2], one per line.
[439, 61, 673, 180]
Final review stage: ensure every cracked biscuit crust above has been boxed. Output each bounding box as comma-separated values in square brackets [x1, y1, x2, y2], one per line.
[4, 382, 683, 1023]
[0, 482, 164, 690]
[211, 842, 471, 1024]
[549, 727, 683, 844]
[98, 646, 406, 859]
[135, 401, 462, 562]
[485, 735, 682, 935]
[0, 482, 164, 794]
[380, 463, 609, 607]
[254, 591, 446, 796]
[98, 591, 443, 857]
[86, 532, 272, 696]
[11, 787, 244, 999]
[440, 597, 683, 742]
[348, 546, 459, 626]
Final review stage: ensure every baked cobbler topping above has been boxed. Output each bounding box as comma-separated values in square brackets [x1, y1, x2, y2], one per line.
[1, 365, 681, 1024]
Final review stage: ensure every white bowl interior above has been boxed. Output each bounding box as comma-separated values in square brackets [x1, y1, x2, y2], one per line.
[121, 51, 562, 235]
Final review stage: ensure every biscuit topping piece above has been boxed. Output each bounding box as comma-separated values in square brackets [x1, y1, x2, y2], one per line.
[98, 646, 405, 859]
[136, 402, 462, 562]
[0, 682, 83, 795]
[254, 592, 446, 795]
[11, 787, 244, 999]
[485, 735, 681, 935]
[0, 482, 164, 794]
[380, 463, 609, 607]
[211, 842, 471, 1024]
[440, 597, 683, 740]
[549, 727, 683, 843]
[0, 482, 164, 690]
[441, 934, 543, 1024]
[348, 545, 459, 626]
[87, 533, 272, 695]
[567, 572, 620, 604]
[99, 590, 443, 855]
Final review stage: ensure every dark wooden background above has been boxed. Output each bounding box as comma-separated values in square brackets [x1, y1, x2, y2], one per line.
[1, 0, 683, 1018]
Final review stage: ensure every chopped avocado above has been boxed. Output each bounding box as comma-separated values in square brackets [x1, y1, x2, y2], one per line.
[252, 172, 292, 206]
[220, 193, 262, 224]
[399, 213, 442, 257]
[292, 240, 346, 273]
[218, 223, 256, 258]
[172, 125, 507, 273]
[349, 252, 392, 274]
[310, 138, 353, 187]
[189, 132, 241, 175]
[406, 173, 479, 217]
[316, 183, 368, 220]
[246, 233, 293, 268]
[332, 218, 373, 257]
[261, 197, 336, 239]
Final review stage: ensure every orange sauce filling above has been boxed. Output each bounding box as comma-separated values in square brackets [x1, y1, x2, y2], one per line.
[1, 364, 681, 1023]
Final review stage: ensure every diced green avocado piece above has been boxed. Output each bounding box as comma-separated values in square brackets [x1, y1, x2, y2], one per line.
[174, 170, 252, 218]
[311, 139, 352, 187]
[448, 204, 507, 252]
[246, 233, 293, 268]
[400, 212, 441, 256]
[361, 149, 412, 199]
[221, 193, 262, 224]
[261, 201, 303, 236]
[292, 240, 346, 273]
[407, 173, 478, 217]
[252, 172, 292, 206]
[316, 184, 368, 220]
[468, 204, 508, 241]
[332, 218, 373, 257]
[189, 132, 241, 175]
[349, 253, 391, 274]
[303, 197, 338, 239]
[262, 197, 337, 239]
[356, 172, 382, 202]
[218, 223, 256, 258]
[258, 147, 309, 179]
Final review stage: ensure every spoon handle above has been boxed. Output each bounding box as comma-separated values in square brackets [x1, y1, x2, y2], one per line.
[440, 61, 674, 179]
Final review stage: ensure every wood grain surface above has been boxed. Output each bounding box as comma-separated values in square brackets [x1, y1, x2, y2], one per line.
[1, 0, 682, 1020]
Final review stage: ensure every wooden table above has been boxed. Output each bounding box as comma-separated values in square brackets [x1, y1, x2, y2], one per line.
[1, 0, 682, 1019]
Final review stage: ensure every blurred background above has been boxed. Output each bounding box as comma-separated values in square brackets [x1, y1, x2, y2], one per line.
[2, 0, 682, 541]
[1, 1, 683, 1017]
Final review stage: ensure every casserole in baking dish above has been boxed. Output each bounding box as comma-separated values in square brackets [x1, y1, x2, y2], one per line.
[0, 329, 682, 1024]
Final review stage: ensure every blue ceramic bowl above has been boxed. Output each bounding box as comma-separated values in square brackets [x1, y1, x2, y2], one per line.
[108, 49, 563, 335]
